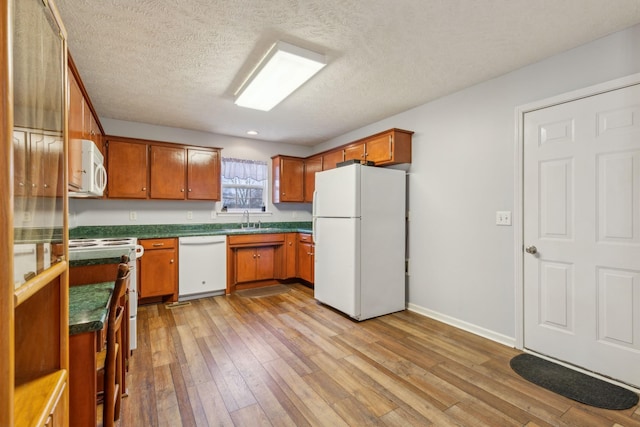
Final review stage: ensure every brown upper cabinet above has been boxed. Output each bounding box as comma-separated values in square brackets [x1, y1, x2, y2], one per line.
[68, 56, 104, 192]
[272, 155, 305, 203]
[304, 156, 322, 203]
[106, 136, 221, 201]
[344, 141, 366, 162]
[364, 129, 412, 165]
[272, 128, 413, 203]
[150, 145, 186, 199]
[106, 138, 149, 199]
[322, 149, 344, 171]
[187, 148, 221, 200]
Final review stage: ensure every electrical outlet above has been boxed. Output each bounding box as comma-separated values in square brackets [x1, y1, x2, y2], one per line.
[129, 211, 137, 221]
[210, 210, 217, 219]
[187, 211, 193, 220]
[496, 211, 512, 226]
[23, 211, 32, 222]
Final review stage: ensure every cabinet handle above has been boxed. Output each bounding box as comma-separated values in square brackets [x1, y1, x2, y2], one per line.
[257, 254, 261, 258]
[253, 254, 256, 259]
[152, 243, 164, 247]
[142, 187, 147, 191]
[170, 259, 174, 263]
[388, 135, 393, 157]
[288, 242, 292, 246]
[18, 182, 24, 186]
[181, 189, 184, 192]
[188, 188, 192, 192]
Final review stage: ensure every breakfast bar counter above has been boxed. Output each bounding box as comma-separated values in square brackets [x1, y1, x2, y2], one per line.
[68, 281, 114, 427]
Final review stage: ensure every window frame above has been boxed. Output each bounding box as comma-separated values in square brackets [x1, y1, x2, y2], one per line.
[220, 158, 268, 213]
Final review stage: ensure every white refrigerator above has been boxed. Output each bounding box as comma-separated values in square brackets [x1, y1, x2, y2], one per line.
[313, 164, 406, 320]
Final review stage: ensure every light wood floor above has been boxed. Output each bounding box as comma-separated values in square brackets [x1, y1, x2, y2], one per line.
[118, 284, 640, 426]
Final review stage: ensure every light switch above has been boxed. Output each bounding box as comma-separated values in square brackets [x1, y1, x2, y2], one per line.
[187, 211, 193, 220]
[496, 211, 511, 226]
[129, 211, 137, 221]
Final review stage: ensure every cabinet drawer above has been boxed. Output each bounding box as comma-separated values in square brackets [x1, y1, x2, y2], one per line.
[141, 238, 176, 250]
[298, 233, 313, 243]
[228, 233, 285, 246]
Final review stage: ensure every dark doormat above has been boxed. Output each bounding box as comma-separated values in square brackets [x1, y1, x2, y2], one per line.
[510, 353, 638, 410]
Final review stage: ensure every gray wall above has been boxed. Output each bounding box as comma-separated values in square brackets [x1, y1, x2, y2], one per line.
[314, 23, 640, 343]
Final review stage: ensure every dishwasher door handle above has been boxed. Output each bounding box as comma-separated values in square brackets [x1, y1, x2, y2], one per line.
[179, 237, 226, 246]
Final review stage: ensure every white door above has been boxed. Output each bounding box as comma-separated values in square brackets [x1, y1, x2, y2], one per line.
[523, 83, 640, 387]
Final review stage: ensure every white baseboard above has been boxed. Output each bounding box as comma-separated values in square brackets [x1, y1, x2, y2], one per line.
[406, 303, 516, 348]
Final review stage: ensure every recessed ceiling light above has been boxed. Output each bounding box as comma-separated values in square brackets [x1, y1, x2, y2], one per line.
[234, 41, 326, 111]
[247, 130, 258, 135]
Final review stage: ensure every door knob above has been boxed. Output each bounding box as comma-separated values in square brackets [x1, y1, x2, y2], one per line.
[525, 246, 537, 254]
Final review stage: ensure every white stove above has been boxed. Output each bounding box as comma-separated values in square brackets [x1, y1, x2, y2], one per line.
[69, 237, 143, 351]
[69, 237, 139, 260]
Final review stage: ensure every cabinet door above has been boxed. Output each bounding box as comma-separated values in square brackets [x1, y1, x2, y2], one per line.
[44, 135, 63, 198]
[304, 157, 322, 203]
[322, 149, 344, 170]
[87, 113, 103, 156]
[68, 71, 84, 190]
[297, 241, 314, 283]
[344, 142, 366, 162]
[107, 140, 149, 199]
[140, 248, 176, 298]
[283, 234, 297, 279]
[278, 157, 304, 202]
[150, 145, 186, 199]
[255, 247, 275, 280]
[13, 131, 27, 197]
[365, 132, 393, 164]
[187, 148, 220, 200]
[235, 248, 257, 283]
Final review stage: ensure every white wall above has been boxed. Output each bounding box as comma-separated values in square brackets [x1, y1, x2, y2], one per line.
[314, 24, 640, 343]
[69, 119, 314, 227]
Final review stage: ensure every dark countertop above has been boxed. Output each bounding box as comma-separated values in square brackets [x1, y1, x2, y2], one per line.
[69, 282, 114, 335]
[68, 222, 313, 267]
[69, 221, 312, 240]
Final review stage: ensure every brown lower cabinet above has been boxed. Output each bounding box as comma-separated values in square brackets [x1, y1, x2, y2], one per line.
[227, 232, 314, 293]
[235, 247, 275, 282]
[297, 233, 314, 283]
[139, 238, 178, 302]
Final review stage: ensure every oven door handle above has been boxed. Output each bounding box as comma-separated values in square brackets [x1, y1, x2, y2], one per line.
[135, 244, 144, 259]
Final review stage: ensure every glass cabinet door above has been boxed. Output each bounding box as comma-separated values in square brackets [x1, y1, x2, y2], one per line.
[12, 0, 65, 288]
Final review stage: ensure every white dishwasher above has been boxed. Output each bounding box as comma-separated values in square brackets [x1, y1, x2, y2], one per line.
[178, 235, 227, 300]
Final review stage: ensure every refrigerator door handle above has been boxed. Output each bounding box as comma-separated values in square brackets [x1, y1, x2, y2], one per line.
[312, 189, 318, 244]
[312, 216, 317, 245]
[312, 190, 318, 217]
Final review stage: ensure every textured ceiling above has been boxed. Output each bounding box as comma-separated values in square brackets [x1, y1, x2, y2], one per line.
[55, 0, 640, 146]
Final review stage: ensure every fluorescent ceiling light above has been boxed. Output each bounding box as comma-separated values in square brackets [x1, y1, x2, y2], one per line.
[234, 41, 326, 111]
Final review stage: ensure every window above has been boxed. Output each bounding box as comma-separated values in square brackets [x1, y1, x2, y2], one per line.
[221, 157, 268, 211]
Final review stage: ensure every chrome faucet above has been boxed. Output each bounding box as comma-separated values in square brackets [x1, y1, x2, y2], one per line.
[242, 210, 250, 228]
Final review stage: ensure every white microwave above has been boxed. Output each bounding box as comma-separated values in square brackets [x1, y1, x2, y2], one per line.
[69, 139, 107, 198]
